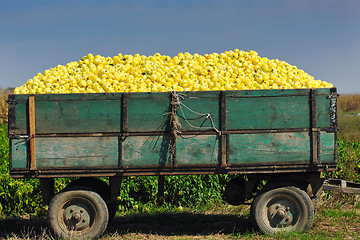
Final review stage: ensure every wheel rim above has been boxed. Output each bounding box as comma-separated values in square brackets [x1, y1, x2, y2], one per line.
[58, 197, 96, 234]
[263, 194, 301, 230]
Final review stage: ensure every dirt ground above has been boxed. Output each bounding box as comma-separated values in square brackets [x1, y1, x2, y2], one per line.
[1, 203, 359, 240]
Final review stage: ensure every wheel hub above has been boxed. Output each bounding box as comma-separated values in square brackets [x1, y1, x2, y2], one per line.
[63, 205, 91, 231]
[268, 204, 294, 228]
[72, 212, 81, 222]
[276, 209, 286, 218]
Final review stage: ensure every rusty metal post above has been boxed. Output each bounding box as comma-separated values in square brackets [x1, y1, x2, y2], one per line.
[28, 96, 37, 170]
[40, 178, 54, 205]
[157, 175, 165, 203]
[110, 176, 123, 202]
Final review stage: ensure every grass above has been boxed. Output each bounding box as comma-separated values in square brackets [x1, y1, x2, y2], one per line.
[1, 201, 360, 239]
[338, 112, 360, 141]
[0, 89, 11, 125]
[338, 94, 360, 113]
[337, 94, 360, 141]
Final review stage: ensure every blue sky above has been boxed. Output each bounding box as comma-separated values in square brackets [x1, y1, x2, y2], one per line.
[0, 0, 359, 93]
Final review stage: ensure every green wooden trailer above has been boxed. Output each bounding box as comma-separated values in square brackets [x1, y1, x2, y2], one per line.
[8, 88, 338, 238]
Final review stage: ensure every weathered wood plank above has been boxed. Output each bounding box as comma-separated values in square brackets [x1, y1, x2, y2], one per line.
[10, 93, 124, 135]
[10, 95, 28, 135]
[35, 99, 122, 134]
[227, 95, 310, 130]
[176, 91, 220, 131]
[176, 135, 219, 165]
[226, 89, 310, 97]
[121, 135, 170, 166]
[320, 132, 336, 163]
[35, 137, 118, 168]
[229, 132, 311, 163]
[10, 139, 28, 169]
[317, 94, 331, 128]
[127, 93, 170, 132]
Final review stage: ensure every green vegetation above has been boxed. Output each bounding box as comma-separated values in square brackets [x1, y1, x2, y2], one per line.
[330, 94, 360, 184]
[0, 125, 43, 216]
[117, 174, 231, 214]
[325, 140, 360, 182]
[338, 94, 360, 141]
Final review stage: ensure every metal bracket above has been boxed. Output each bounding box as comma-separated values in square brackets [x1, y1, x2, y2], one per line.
[328, 90, 338, 128]
[323, 179, 360, 194]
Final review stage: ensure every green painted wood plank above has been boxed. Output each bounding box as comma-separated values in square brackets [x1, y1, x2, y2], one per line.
[10, 96, 28, 135]
[9, 93, 124, 135]
[226, 89, 310, 97]
[35, 99, 121, 133]
[227, 95, 310, 130]
[176, 135, 219, 165]
[226, 88, 332, 97]
[10, 139, 28, 169]
[226, 89, 311, 97]
[121, 135, 170, 166]
[315, 88, 333, 95]
[34, 92, 123, 101]
[317, 95, 331, 128]
[177, 92, 220, 131]
[320, 132, 336, 163]
[229, 132, 311, 163]
[127, 92, 170, 132]
[35, 137, 118, 168]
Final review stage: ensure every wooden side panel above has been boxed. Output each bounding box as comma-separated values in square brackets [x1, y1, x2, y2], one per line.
[10, 139, 28, 169]
[8, 88, 336, 173]
[127, 93, 170, 132]
[229, 132, 311, 163]
[227, 95, 310, 130]
[320, 132, 336, 163]
[35, 137, 118, 168]
[9, 95, 28, 135]
[121, 135, 170, 166]
[9, 94, 123, 135]
[226, 89, 310, 98]
[317, 94, 331, 128]
[176, 91, 220, 131]
[176, 135, 219, 165]
[35, 99, 121, 134]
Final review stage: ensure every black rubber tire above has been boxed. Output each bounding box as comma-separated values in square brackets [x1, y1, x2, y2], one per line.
[311, 189, 324, 212]
[66, 178, 110, 201]
[251, 186, 314, 234]
[47, 189, 109, 239]
[66, 178, 117, 222]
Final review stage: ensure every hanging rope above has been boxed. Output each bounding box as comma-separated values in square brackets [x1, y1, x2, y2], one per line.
[163, 91, 222, 165]
[167, 91, 221, 135]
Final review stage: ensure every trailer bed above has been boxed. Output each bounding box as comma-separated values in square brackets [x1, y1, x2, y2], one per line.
[8, 88, 338, 178]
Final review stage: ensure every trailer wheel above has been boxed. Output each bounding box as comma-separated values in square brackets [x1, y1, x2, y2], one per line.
[47, 189, 109, 239]
[251, 186, 314, 234]
[66, 178, 117, 222]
